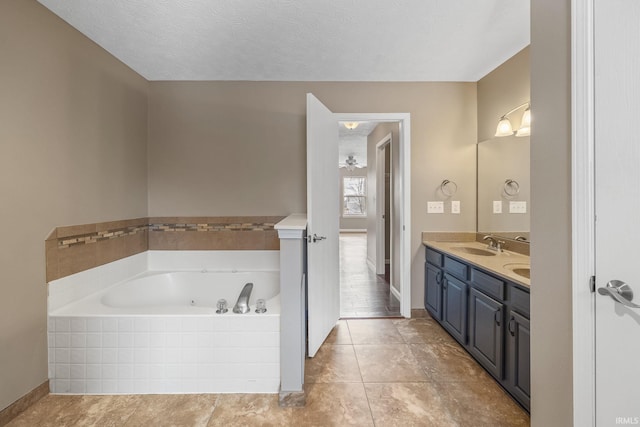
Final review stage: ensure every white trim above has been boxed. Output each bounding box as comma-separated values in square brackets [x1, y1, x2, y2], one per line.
[339, 229, 366, 233]
[390, 284, 401, 305]
[571, 0, 596, 425]
[376, 133, 392, 276]
[334, 113, 412, 318]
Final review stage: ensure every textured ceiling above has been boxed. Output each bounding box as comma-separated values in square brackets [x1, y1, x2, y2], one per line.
[338, 121, 378, 168]
[37, 0, 530, 82]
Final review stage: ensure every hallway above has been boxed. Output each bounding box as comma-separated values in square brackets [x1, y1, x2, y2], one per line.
[339, 233, 400, 318]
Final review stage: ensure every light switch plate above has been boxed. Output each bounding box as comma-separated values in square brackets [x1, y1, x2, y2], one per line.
[451, 200, 460, 214]
[427, 201, 444, 214]
[509, 201, 527, 213]
[493, 201, 502, 214]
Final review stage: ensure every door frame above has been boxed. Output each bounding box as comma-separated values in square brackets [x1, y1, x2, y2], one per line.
[335, 113, 411, 318]
[375, 133, 392, 276]
[571, 0, 597, 424]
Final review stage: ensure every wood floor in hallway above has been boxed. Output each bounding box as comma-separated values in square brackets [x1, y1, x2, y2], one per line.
[339, 233, 400, 318]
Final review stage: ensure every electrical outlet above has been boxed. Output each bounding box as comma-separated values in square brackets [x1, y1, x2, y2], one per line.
[493, 201, 502, 214]
[427, 201, 444, 214]
[451, 201, 460, 214]
[509, 201, 527, 213]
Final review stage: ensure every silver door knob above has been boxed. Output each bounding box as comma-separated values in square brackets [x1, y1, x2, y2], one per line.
[307, 234, 326, 243]
[597, 280, 640, 309]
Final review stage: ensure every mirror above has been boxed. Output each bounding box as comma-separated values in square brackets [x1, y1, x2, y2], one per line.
[477, 134, 530, 242]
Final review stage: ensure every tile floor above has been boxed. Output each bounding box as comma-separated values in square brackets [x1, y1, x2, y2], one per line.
[340, 233, 400, 318]
[7, 315, 529, 426]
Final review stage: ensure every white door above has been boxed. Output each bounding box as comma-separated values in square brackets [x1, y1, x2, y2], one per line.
[306, 93, 340, 357]
[594, 0, 640, 423]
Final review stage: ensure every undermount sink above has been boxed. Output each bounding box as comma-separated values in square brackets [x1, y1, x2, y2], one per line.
[503, 263, 531, 279]
[452, 246, 497, 257]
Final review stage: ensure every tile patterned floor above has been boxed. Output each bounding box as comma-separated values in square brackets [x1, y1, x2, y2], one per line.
[7, 315, 530, 426]
[340, 233, 400, 318]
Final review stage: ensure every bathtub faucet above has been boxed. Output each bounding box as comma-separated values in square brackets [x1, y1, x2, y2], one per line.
[233, 282, 254, 314]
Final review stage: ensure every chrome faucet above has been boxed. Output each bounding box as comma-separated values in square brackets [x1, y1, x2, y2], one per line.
[233, 282, 254, 314]
[483, 235, 505, 252]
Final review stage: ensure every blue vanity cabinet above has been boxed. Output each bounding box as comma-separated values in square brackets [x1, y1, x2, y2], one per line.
[468, 287, 505, 379]
[442, 273, 469, 344]
[508, 307, 531, 410]
[425, 262, 443, 320]
[424, 247, 444, 320]
[423, 244, 530, 412]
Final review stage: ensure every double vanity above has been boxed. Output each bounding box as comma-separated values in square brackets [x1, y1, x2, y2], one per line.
[423, 237, 530, 411]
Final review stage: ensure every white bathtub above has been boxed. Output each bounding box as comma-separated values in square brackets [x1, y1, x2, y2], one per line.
[47, 251, 281, 395]
[52, 271, 280, 316]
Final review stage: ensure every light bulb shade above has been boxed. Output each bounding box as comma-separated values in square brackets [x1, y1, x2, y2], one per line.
[344, 122, 359, 130]
[520, 107, 531, 127]
[515, 107, 531, 137]
[495, 117, 514, 137]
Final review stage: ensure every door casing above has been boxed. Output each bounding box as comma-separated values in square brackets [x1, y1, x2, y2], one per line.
[334, 113, 411, 318]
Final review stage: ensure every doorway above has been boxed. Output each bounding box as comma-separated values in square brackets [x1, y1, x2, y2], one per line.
[338, 124, 400, 318]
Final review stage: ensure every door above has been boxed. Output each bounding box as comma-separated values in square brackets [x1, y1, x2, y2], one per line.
[508, 311, 530, 411]
[469, 288, 504, 379]
[306, 93, 340, 357]
[442, 273, 468, 344]
[594, 0, 640, 423]
[424, 262, 443, 320]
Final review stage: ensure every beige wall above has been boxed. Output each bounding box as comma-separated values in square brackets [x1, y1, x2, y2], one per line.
[366, 123, 401, 291]
[530, 1, 573, 425]
[0, 0, 148, 411]
[477, 47, 531, 234]
[148, 82, 477, 307]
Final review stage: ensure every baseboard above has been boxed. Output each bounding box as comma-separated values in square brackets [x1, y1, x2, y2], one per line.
[0, 380, 49, 426]
[367, 258, 376, 272]
[339, 229, 366, 233]
[390, 284, 401, 302]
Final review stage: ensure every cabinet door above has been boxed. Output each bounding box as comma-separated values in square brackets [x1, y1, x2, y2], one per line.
[442, 274, 468, 344]
[508, 311, 530, 410]
[424, 263, 443, 320]
[469, 288, 504, 379]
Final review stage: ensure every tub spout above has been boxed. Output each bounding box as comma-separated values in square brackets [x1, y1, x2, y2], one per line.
[233, 282, 253, 314]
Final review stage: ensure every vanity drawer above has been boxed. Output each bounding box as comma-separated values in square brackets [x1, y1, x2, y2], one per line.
[471, 269, 505, 300]
[425, 247, 443, 267]
[510, 286, 530, 317]
[444, 256, 469, 280]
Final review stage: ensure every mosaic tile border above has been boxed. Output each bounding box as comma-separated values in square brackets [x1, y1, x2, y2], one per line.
[149, 222, 276, 232]
[46, 216, 285, 282]
[58, 226, 148, 248]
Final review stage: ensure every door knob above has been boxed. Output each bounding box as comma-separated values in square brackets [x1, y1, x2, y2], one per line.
[307, 234, 327, 243]
[597, 280, 640, 309]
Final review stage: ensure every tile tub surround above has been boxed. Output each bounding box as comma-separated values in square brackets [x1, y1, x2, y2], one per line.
[46, 216, 285, 282]
[148, 216, 284, 251]
[46, 218, 149, 282]
[48, 250, 281, 395]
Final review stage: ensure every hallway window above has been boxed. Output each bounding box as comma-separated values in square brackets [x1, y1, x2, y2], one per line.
[343, 176, 366, 216]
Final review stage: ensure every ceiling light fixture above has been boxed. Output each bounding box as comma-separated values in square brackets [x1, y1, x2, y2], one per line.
[495, 102, 531, 138]
[343, 155, 358, 171]
[344, 122, 359, 130]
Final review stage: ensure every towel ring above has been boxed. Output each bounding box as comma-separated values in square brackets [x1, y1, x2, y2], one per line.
[503, 179, 520, 197]
[440, 180, 458, 197]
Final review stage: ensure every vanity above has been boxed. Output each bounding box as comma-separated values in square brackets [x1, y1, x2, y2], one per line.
[423, 239, 530, 412]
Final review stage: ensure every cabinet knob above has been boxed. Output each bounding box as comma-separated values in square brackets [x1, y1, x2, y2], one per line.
[508, 317, 516, 336]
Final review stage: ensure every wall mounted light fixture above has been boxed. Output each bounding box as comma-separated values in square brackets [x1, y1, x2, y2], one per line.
[344, 122, 359, 130]
[495, 102, 531, 137]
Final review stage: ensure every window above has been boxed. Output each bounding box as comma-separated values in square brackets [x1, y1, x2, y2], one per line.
[343, 176, 366, 216]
